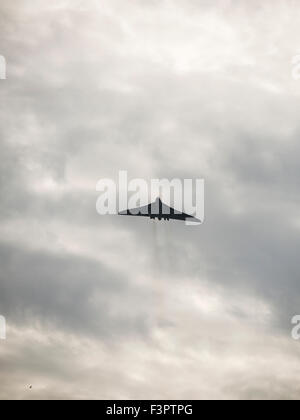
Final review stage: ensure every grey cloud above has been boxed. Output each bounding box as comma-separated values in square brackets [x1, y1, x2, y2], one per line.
[0, 241, 151, 339]
[1, 0, 300, 400]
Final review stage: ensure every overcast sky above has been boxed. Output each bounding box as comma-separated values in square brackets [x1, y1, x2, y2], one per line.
[1, 0, 300, 400]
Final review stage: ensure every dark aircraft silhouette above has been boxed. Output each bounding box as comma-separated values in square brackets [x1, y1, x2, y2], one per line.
[119, 197, 201, 223]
